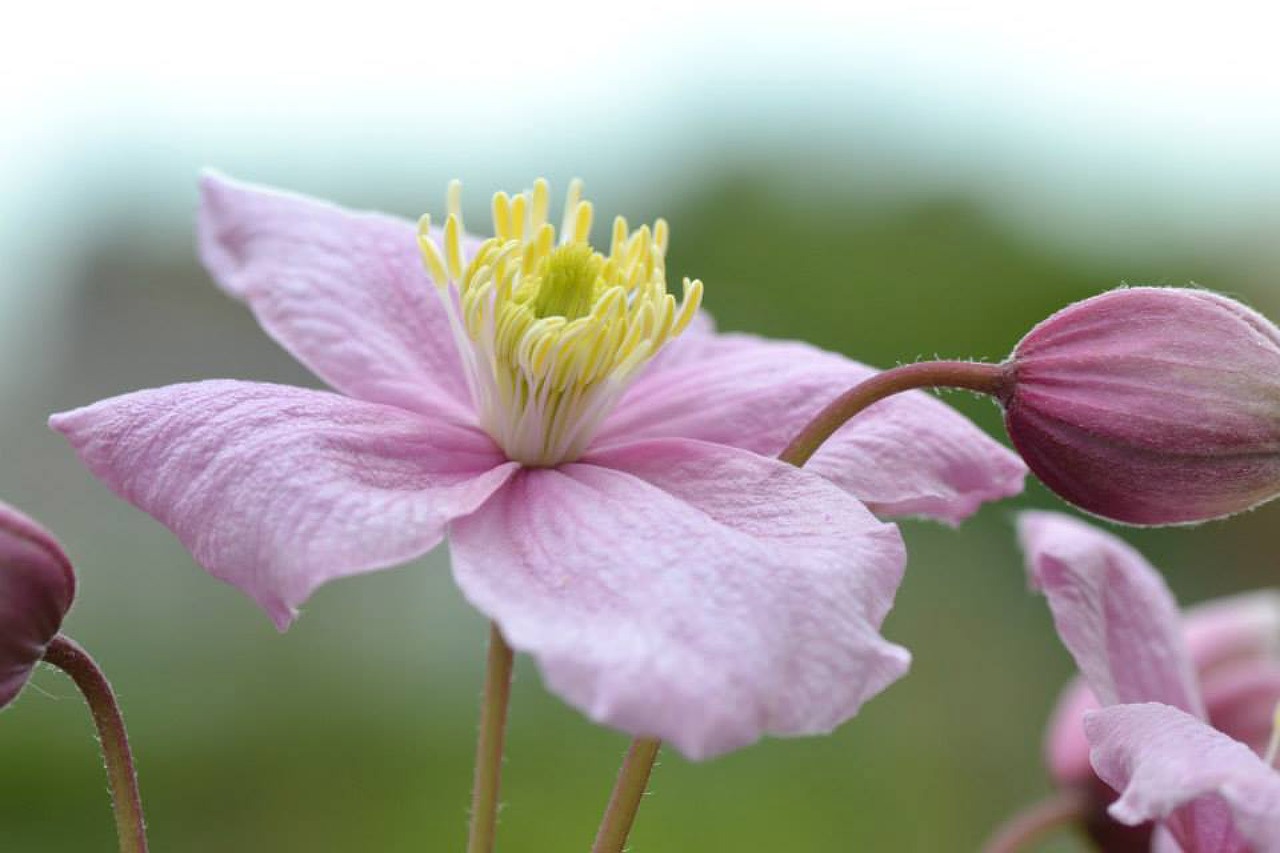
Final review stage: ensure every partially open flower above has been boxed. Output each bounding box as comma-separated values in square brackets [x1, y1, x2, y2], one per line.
[1001, 287, 1280, 525]
[0, 501, 76, 709]
[1018, 511, 1280, 851]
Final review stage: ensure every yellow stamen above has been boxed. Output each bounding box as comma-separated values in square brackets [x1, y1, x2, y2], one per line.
[444, 215, 464, 280]
[416, 215, 449, 285]
[418, 178, 704, 466]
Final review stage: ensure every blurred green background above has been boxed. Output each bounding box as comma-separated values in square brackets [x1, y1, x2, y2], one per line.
[3, 4, 1279, 851]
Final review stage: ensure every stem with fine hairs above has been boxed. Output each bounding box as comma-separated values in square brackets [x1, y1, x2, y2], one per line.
[467, 622, 515, 853]
[42, 634, 148, 853]
[591, 738, 662, 853]
[778, 359, 1008, 467]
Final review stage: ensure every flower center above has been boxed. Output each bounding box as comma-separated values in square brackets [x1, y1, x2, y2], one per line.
[417, 178, 703, 466]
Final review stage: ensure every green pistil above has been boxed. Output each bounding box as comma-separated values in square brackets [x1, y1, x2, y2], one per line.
[531, 244, 601, 320]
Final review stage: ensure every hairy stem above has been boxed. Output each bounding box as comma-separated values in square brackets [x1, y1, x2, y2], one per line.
[592, 738, 662, 853]
[981, 789, 1087, 853]
[42, 634, 148, 853]
[467, 622, 515, 853]
[778, 360, 1008, 467]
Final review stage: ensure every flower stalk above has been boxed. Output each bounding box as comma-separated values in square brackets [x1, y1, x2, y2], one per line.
[41, 634, 148, 853]
[980, 789, 1087, 853]
[467, 622, 515, 853]
[778, 360, 1008, 467]
[591, 738, 662, 853]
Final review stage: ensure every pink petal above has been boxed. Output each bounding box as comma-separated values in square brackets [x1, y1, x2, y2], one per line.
[1019, 512, 1205, 717]
[1086, 703, 1280, 852]
[448, 437, 910, 760]
[1046, 591, 1280, 792]
[1185, 591, 1280, 678]
[1044, 676, 1101, 787]
[0, 502, 75, 708]
[1202, 664, 1280, 756]
[51, 381, 516, 629]
[598, 333, 1025, 525]
[198, 172, 475, 422]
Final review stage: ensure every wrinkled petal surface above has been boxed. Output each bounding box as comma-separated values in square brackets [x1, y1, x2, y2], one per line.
[449, 437, 909, 760]
[198, 173, 476, 421]
[0, 503, 75, 708]
[1086, 703, 1280, 852]
[51, 381, 516, 629]
[598, 333, 1025, 525]
[1020, 512, 1204, 716]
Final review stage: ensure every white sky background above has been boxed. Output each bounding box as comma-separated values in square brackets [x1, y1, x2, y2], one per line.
[3, 0, 1280, 384]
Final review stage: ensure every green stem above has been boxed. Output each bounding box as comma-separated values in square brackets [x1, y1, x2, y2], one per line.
[42, 634, 148, 853]
[778, 360, 1009, 467]
[467, 622, 515, 853]
[590, 359, 1009, 851]
[591, 738, 662, 853]
[981, 789, 1087, 853]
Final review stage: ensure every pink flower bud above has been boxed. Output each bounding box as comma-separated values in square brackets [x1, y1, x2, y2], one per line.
[1002, 287, 1280, 525]
[0, 501, 76, 709]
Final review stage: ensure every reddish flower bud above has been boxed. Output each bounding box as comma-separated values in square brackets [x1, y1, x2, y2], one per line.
[0, 501, 76, 708]
[1002, 287, 1280, 525]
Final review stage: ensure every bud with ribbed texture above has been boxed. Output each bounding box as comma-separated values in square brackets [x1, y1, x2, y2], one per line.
[0, 501, 75, 708]
[1001, 287, 1280, 525]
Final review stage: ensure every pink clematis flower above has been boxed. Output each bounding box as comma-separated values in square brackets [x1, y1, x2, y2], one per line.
[51, 174, 1024, 759]
[0, 501, 76, 710]
[1020, 511, 1280, 851]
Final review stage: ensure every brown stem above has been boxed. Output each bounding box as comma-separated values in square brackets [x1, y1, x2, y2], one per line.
[981, 789, 1087, 853]
[591, 738, 662, 853]
[467, 622, 515, 853]
[42, 634, 148, 853]
[778, 360, 1009, 467]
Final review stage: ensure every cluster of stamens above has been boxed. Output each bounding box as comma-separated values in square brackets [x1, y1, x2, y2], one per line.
[418, 179, 703, 466]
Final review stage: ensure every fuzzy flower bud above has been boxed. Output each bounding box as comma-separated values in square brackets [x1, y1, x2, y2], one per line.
[1001, 287, 1280, 525]
[0, 501, 75, 709]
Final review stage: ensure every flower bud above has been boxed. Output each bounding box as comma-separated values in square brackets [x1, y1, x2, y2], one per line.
[0, 501, 76, 709]
[1001, 287, 1280, 525]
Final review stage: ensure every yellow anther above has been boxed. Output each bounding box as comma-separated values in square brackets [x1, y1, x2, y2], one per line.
[510, 194, 528, 242]
[492, 192, 512, 241]
[416, 214, 449, 285]
[444, 214, 464, 281]
[534, 223, 554, 263]
[674, 279, 703, 335]
[654, 218, 669, 254]
[447, 179, 464, 227]
[531, 179, 550, 230]
[560, 179, 583, 238]
[571, 201, 594, 244]
[610, 216, 628, 257]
